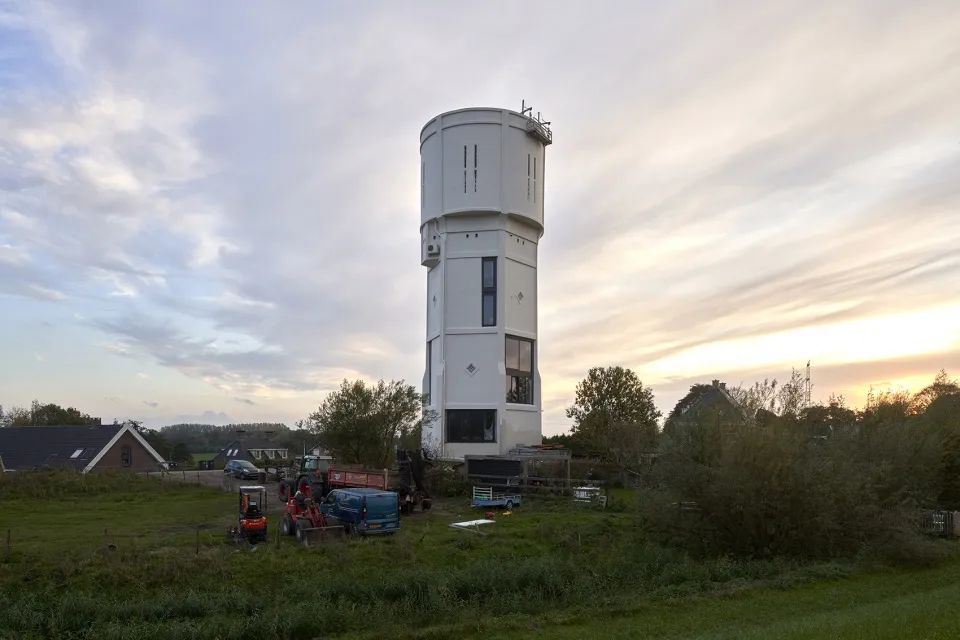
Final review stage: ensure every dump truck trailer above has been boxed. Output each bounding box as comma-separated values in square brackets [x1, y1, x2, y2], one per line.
[280, 456, 388, 500]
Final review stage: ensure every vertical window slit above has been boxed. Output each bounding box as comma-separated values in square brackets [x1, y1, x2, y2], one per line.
[473, 144, 478, 192]
[527, 154, 531, 201]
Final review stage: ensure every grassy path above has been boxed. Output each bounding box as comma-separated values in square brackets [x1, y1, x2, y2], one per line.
[419, 559, 960, 640]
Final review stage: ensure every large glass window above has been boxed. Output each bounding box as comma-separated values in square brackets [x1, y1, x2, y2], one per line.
[424, 339, 433, 405]
[446, 409, 496, 443]
[505, 336, 534, 404]
[481, 257, 496, 327]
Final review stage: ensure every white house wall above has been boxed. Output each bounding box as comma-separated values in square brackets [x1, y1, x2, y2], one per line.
[444, 333, 501, 404]
[502, 408, 542, 451]
[501, 127, 545, 226]
[503, 258, 537, 337]
[441, 124, 502, 214]
[443, 257, 480, 330]
[419, 107, 548, 459]
[426, 264, 442, 338]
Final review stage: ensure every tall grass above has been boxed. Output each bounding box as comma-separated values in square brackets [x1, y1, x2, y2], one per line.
[0, 470, 176, 500]
[0, 539, 846, 640]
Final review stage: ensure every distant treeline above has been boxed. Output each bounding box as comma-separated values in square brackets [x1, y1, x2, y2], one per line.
[158, 422, 305, 454]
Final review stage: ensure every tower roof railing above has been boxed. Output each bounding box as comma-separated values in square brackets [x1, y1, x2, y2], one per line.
[520, 99, 552, 145]
[524, 117, 553, 145]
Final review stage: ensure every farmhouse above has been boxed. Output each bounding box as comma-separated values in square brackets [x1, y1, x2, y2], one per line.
[207, 439, 288, 468]
[671, 379, 748, 429]
[0, 423, 166, 473]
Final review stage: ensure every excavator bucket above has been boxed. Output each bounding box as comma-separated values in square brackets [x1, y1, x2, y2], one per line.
[295, 522, 345, 546]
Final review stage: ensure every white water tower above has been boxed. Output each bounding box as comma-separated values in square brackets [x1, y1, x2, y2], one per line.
[419, 104, 552, 459]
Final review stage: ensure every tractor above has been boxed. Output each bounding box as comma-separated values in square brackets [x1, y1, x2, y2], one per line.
[279, 454, 332, 500]
[280, 483, 344, 543]
[230, 485, 268, 544]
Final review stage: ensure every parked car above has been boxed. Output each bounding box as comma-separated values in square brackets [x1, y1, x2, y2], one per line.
[224, 459, 260, 480]
[319, 488, 399, 535]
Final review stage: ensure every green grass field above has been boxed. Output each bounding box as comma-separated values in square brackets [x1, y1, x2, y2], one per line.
[0, 473, 956, 639]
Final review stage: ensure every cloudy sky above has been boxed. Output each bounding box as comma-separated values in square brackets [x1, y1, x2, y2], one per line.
[1, 1, 958, 433]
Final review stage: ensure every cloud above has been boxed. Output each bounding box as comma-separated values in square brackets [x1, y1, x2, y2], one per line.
[0, 1, 958, 435]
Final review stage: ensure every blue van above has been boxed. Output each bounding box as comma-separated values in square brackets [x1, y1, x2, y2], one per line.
[319, 488, 400, 535]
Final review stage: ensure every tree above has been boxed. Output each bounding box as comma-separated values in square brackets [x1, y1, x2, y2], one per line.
[728, 369, 808, 420]
[911, 370, 960, 414]
[170, 442, 191, 464]
[565, 367, 660, 466]
[4, 401, 98, 426]
[305, 379, 428, 468]
[158, 422, 291, 452]
[798, 395, 857, 439]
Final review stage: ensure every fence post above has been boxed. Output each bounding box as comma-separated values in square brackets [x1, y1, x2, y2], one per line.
[276, 521, 281, 550]
[195, 526, 200, 556]
[5, 528, 10, 559]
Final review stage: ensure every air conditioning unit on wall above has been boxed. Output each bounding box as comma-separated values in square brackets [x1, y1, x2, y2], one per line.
[426, 243, 440, 256]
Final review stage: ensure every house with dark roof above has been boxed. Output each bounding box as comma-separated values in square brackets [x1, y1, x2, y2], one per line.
[668, 380, 749, 430]
[206, 439, 289, 468]
[0, 423, 167, 473]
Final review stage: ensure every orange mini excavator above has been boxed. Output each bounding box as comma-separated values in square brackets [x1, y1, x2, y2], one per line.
[234, 485, 268, 544]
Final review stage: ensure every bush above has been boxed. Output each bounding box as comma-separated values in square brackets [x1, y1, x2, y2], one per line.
[426, 462, 468, 497]
[647, 412, 944, 561]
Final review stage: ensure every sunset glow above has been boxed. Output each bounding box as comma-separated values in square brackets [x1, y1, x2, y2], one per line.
[1, 2, 958, 433]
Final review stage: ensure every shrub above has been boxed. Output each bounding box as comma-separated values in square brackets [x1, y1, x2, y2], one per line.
[426, 462, 468, 497]
[648, 412, 944, 561]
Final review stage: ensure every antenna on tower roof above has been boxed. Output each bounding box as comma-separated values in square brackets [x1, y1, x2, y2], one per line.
[520, 100, 552, 145]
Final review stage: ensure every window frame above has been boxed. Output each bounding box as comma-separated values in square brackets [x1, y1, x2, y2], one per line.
[445, 409, 497, 444]
[120, 444, 132, 467]
[481, 257, 497, 327]
[505, 335, 535, 405]
[425, 339, 433, 405]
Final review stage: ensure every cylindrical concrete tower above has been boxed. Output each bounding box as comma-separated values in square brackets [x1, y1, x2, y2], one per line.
[419, 106, 552, 459]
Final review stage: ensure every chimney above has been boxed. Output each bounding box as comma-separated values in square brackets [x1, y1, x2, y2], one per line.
[712, 379, 720, 388]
